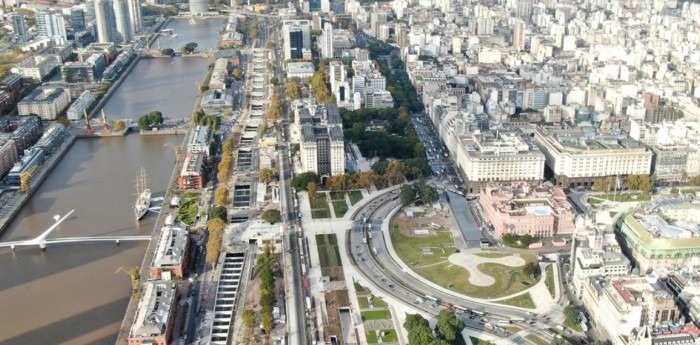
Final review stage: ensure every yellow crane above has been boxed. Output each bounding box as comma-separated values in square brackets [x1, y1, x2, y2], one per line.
[163, 143, 182, 162]
[115, 266, 141, 290]
[19, 165, 37, 193]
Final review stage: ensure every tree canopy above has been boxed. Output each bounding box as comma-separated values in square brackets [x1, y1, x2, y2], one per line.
[160, 48, 175, 56]
[259, 168, 276, 185]
[435, 309, 465, 343]
[291, 172, 318, 190]
[262, 209, 281, 224]
[137, 111, 164, 130]
[181, 42, 198, 54]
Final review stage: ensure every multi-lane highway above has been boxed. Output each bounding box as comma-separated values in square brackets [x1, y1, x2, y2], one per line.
[347, 189, 533, 320]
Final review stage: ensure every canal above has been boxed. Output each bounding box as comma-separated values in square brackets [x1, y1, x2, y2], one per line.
[0, 18, 223, 345]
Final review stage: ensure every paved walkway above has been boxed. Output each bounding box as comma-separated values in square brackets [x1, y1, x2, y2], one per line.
[447, 250, 526, 287]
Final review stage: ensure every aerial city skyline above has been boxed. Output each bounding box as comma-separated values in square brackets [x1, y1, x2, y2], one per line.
[0, 0, 699, 344]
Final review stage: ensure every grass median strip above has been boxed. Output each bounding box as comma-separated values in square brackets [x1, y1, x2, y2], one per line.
[545, 264, 556, 298]
[361, 310, 392, 321]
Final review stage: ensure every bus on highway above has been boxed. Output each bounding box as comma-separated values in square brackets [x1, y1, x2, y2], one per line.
[453, 305, 468, 313]
[470, 309, 485, 316]
[510, 317, 525, 322]
[497, 320, 511, 327]
[424, 295, 439, 303]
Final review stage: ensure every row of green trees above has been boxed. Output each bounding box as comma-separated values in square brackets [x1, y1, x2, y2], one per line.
[502, 233, 533, 248]
[400, 180, 439, 206]
[206, 217, 225, 265]
[258, 246, 276, 335]
[181, 42, 198, 54]
[290, 159, 431, 193]
[266, 93, 283, 122]
[137, 111, 164, 130]
[310, 62, 335, 104]
[192, 109, 222, 130]
[404, 310, 465, 345]
[217, 137, 234, 182]
[593, 174, 654, 193]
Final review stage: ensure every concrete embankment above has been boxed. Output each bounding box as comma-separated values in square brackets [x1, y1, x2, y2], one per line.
[0, 133, 77, 235]
[89, 54, 142, 119]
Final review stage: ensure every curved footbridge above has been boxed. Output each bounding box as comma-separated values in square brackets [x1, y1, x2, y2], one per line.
[0, 209, 151, 250]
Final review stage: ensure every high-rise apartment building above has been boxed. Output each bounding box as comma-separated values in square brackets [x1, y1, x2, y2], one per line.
[36, 12, 67, 44]
[328, 61, 345, 95]
[11, 13, 27, 40]
[86, 0, 96, 21]
[370, 11, 387, 38]
[512, 19, 525, 51]
[282, 20, 311, 61]
[128, 0, 142, 34]
[95, 0, 116, 43]
[516, 0, 532, 20]
[71, 8, 86, 32]
[189, 0, 208, 14]
[113, 0, 132, 42]
[321, 23, 333, 59]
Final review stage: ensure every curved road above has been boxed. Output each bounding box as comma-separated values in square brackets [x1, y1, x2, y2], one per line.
[346, 188, 534, 322]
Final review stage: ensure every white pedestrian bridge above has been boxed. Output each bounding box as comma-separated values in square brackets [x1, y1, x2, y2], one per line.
[0, 209, 151, 250]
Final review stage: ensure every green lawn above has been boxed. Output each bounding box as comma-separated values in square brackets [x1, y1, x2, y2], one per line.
[349, 190, 363, 205]
[525, 335, 549, 345]
[316, 234, 341, 268]
[177, 198, 199, 225]
[358, 295, 388, 309]
[496, 293, 535, 309]
[354, 281, 368, 293]
[332, 199, 349, 217]
[391, 212, 538, 299]
[564, 318, 583, 332]
[361, 310, 392, 321]
[545, 264, 556, 298]
[588, 192, 651, 204]
[330, 191, 346, 200]
[309, 193, 331, 219]
[469, 337, 495, 345]
[309, 193, 329, 209]
[358, 296, 370, 308]
[366, 329, 398, 343]
[311, 210, 331, 219]
[391, 218, 457, 267]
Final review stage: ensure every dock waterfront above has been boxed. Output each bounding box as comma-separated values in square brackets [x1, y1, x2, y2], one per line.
[113, 129, 190, 345]
[0, 133, 77, 235]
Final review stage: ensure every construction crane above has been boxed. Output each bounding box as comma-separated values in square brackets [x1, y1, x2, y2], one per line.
[101, 109, 111, 133]
[115, 266, 141, 290]
[19, 165, 38, 193]
[163, 143, 182, 162]
[83, 109, 94, 135]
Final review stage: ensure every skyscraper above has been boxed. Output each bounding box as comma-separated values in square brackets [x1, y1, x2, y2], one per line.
[308, 0, 321, 12]
[71, 8, 86, 32]
[190, 0, 208, 15]
[113, 0, 132, 42]
[321, 22, 333, 59]
[36, 12, 67, 44]
[282, 20, 311, 61]
[94, 0, 116, 43]
[86, 0, 96, 21]
[512, 19, 525, 51]
[127, 0, 142, 34]
[11, 13, 27, 40]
